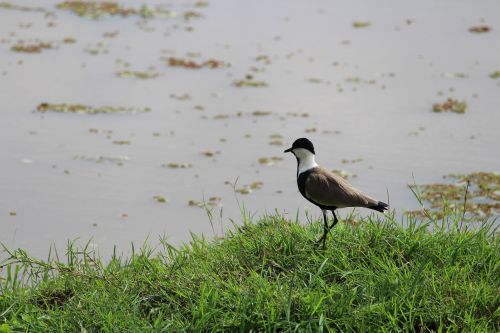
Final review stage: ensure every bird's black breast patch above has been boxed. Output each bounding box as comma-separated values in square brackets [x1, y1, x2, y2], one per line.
[297, 169, 312, 198]
[297, 168, 337, 211]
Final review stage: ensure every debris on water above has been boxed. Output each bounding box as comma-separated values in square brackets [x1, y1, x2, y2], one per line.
[407, 172, 499, 219]
[116, 70, 159, 79]
[162, 162, 193, 169]
[36, 103, 151, 115]
[258, 156, 283, 166]
[432, 98, 467, 114]
[305, 128, 316, 133]
[352, 21, 371, 28]
[153, 195, 168, 203]
[233, 75, 268, 87]
[9, 211, 17, 216]
[468, 25, 491, 34]
[489, 71, 500, 79]
[166, 57, 227, 69]
[74, 155, 129, 165]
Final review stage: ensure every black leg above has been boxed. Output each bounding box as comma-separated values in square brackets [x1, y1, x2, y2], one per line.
[316, 210, 329, 248]
[329, 210, 339, 230]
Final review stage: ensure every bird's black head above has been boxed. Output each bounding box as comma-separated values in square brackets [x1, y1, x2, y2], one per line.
[284, 137, 315, 154]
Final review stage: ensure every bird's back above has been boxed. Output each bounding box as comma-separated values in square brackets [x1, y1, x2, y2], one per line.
[303, 167, 378, 208]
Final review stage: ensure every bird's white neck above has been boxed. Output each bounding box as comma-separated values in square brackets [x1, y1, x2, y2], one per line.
[294, 148, 318, 176]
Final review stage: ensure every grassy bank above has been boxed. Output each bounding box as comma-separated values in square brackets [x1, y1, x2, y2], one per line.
[1, 214, 499, 332]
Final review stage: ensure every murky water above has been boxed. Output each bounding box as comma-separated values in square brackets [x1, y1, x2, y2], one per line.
[1, 0, 499, 258]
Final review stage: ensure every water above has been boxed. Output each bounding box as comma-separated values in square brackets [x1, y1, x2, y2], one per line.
[1, 0, 499, 258]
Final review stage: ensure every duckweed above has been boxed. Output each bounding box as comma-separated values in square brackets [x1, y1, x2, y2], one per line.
[116, 70, 159, 79]
[407, 171, 499, 219]
[166, 57, 227, 69]
[432, 98, 467, 114]
[36, 103, 151, 115]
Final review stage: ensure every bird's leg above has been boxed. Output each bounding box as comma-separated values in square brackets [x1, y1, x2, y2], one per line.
[316, 210, 329, 248]
[329, 210, 339, 230]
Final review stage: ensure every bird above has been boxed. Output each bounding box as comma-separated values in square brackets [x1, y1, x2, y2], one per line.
[284, 137, 388, 248]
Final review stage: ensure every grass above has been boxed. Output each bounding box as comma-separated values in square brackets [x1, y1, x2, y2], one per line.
[0, 212, 499, 332]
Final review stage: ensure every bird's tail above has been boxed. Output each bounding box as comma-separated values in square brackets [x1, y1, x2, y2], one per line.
[369, 201, 389, 213]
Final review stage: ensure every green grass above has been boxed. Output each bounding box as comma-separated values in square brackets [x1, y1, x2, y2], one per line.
[0, 213, 499, 332]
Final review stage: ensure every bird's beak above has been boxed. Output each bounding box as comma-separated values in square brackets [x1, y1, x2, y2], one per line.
[284, 147, 292, 153]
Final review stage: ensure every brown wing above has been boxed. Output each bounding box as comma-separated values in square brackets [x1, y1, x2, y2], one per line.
[304, 167, 378, 208]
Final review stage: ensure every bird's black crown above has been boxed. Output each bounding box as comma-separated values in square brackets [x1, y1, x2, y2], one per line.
[291, 137, 315, 154]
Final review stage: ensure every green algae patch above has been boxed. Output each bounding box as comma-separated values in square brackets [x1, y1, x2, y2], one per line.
[0, 2, 47, 12]
[407, 172, 500, 220]
[11, 41, 55, 53]
[153, 195, 168, 203]
[469, 25, 491, 34]
[432, 98, 467, 114]
[166, 57, 227, 69]
[233, 75, 268, 88]
[73, 155, 129, 165]
[36, 103, 151, 115]
[489, 71, 500, 79]
[56, 1, 202, 20]
[116, 70, 159, 79]
[352, 21, 371, 28]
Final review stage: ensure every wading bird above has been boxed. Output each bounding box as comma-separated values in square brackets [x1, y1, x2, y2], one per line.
[284, 138, 388, 248]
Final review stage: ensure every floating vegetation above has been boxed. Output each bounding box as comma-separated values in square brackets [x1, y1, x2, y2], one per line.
[9, 211, 17, 216]
[56, 1, 201, 20]
[286, 112, 309, 118]
[442, 72, 468, 79]
[166, 57, 227, 69]
[233, 75, 268, 88]
[36, 103, 151, 115]
[162, 162, 193, 169]
[201, 151, 219, 157]
[251, 111, 272, 116]
[170, 93, 191, 101]
[112, 140, 131, 145]
[116, 70, 159, 79]
[341, 158, 363, 164]
[236, 181, 264, 195]
[352, 21, 371, 28]
[73, 155, 129, 165]
[258, 156, 283, 166]
[432, 98, 467, 114]
[153, 195, 168, 203]
[407, 172, 499, 220]
[269, 139, 284, 146]
[331, 169, 356, 180]
[0, 2, 47, 12]
[11, 41, 55, 53]
[489, 71, 500, 79]
[468, 25, 491, 34]
[408, 126, 426, 136]
[188, 196, 221, 208]
[84, 42, 108, 55]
